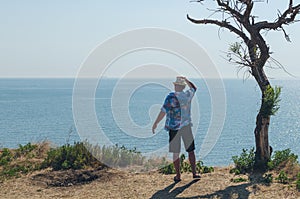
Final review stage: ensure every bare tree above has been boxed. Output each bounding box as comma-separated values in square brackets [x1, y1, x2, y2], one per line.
[187, 0, 300, 170]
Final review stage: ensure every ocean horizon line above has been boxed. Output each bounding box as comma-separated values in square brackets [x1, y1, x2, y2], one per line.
[0, 77, 299, 81]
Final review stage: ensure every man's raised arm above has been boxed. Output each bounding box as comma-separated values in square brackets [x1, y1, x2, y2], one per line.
[182, 77, 197, 91]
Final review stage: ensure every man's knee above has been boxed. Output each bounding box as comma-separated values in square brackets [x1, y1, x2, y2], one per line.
[173, 153, 180, 160]
[173, 153, 180, 157]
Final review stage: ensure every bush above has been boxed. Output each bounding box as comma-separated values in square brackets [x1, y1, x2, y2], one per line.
[15, 143, 37, 158]
[202, 165, 214, 174]
[0, 148, 13, 166]
[231, 148, 255, 174]
[42, 142, 102, 170]
[276, 170, 289, 184]
[229, 168, 241, 175]
[263, 173, 273, 184]
[296, 173, 300, 191]
[267, 149, 298, 170]
[160, 162, 176, 174]
[42, 142, 145, 171]
[231, 177, 248, 183]
[0, 143, 45, 181]
[159, 154, 214, 175]
[1, 164, 35, 178]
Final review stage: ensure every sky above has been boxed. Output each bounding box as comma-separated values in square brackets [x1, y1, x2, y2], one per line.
[1, 0, 300, 79]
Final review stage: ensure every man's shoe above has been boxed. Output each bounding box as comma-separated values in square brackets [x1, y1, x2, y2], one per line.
[173, 176, 181, 183]
[193, 174, 201, 179]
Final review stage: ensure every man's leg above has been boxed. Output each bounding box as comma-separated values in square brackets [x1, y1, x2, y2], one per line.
[188, 150, 197, 176]
[182, 125, 200, 178]
[169, 130, 181, 181]
[173, 153, 180, 180]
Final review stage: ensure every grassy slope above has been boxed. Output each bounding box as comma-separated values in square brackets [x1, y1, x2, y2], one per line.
[0, 167, 300, 199]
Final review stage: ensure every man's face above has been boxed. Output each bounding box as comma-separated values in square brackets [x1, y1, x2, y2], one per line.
[174, 84, 185, 92]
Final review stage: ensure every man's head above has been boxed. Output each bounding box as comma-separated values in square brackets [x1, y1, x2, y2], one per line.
[173, 77, 186, 92]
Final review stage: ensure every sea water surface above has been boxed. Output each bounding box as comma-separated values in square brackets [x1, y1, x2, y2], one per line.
[0, 78, 300, 166]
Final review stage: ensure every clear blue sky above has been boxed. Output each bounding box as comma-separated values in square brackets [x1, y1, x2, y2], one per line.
[1, 0, 299, 79]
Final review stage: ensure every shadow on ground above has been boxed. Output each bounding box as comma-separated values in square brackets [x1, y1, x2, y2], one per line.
[185, 182, 252, 199]
[150, 172, 266, 199]
[150, 179, 200, 199]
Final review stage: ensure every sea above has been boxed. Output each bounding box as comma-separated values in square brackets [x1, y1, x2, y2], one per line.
[0, 78, 300, 166]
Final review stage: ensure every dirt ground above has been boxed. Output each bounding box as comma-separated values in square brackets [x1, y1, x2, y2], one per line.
[0, 167, 299, 199]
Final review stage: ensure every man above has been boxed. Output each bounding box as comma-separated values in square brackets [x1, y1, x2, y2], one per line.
[152, 76, 200, 182]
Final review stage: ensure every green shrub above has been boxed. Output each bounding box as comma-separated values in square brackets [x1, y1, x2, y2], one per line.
[231, 177, 248, 183]
[202, 165, 214, 173]
[231, 148, 255, 174]
[160, 162, 176, 174]
[42, 142, 101, 170]
[181, 156, 191, 173]
[42, 142, 145, 170]
[276, 170, 289, 184]
[15, 143, 37, 158]
[230, 168, 240, 175]
[296, 173, 300, 190]
[1, 164, 35, 178]
[0, 143, 43, 180]
[159, 154, 213, 175]
[0, 148, 13, 166]
[1, 167, 20, 178]
[267, 149, 298, 170]
[263, 173, 273, 184]
[159, 154, 185, 174]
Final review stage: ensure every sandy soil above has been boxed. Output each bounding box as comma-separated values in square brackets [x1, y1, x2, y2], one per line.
[0, 167, 299, 199]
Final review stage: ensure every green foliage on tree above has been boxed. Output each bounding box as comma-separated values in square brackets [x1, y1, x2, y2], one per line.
[261, 85, 282, 117]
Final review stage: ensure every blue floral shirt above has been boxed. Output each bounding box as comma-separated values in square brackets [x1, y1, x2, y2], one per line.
[161, 88, 196, 130]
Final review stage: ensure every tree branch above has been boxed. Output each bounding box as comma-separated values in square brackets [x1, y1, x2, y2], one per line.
[243, 0, 254, 20]
[187, 15, 250, 44]
[187, 0, 299, 76]
[216, 0, 243, 19]
[254, 3, 300, 30]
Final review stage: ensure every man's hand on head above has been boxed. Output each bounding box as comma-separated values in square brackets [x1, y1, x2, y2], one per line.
[178, 76, 187, 81]
[179, 76, 197, 91]
[179, 76, 190, 84]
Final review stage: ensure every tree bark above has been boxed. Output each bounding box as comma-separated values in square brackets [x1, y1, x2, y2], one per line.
[252, 66, 272, 170]
[254, 112, 271, 170]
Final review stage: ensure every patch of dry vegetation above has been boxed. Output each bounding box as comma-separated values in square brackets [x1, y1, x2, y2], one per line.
[0, 142, 51, 181]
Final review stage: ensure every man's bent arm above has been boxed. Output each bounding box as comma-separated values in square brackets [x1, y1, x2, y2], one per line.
[183, 77, 197, 91]
[152, 110, 166, 134]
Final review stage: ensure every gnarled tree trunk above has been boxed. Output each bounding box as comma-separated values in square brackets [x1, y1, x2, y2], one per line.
[254, 107, 271, 170]
[252, 66, 272, 170]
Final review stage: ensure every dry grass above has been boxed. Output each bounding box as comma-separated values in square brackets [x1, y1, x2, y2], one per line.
[0, 166, 299, 199]
[274, 160, 300, 181]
